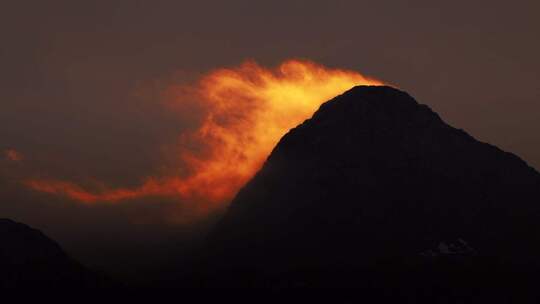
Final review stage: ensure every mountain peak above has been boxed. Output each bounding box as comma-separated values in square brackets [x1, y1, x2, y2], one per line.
[324, 85, 418, 106]
[206, 86, 540, 279]
[313, 85, 427, 120]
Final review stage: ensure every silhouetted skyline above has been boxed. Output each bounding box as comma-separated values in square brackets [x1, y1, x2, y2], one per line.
[1, 0, 539, 277]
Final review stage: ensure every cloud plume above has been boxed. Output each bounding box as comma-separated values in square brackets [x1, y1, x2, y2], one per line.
[25, 59, 382, 216]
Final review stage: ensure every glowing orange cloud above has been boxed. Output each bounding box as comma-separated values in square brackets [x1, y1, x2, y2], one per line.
[26, 59, 383, 210]
[5, 149, 23, 162]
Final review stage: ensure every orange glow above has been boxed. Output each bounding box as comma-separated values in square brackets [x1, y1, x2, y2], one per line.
[26, 59, 382, 210]
[5, 149, 23, 161]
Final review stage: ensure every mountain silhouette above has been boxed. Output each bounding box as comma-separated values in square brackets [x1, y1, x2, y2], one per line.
[197, 86, 540, 300]
[0, 218, 111, 289]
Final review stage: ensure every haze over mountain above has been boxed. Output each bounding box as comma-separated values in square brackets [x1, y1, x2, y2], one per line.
[198, 86, 540, 299]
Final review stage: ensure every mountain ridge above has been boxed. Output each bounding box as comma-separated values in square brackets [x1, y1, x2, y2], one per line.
[203, 85, 540, 283]
[0, 217, 113, 289]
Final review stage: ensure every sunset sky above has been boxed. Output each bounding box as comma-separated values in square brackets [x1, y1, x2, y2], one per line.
[1, 0, 539, 275]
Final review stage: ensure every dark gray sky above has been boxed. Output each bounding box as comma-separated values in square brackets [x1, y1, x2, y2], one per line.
[1, 0, 539, 276]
